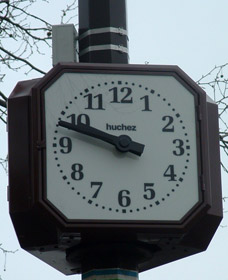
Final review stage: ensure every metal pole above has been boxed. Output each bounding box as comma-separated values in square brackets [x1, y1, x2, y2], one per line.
[82, 268, 138, 280]
[77, 1, 134, 279]
[78, 0, 129, 63]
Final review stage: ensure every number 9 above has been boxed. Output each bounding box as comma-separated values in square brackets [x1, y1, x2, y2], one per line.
[59, 137, 72, 154]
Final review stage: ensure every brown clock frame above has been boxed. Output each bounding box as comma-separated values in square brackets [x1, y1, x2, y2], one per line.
[8, 63, 222, 275]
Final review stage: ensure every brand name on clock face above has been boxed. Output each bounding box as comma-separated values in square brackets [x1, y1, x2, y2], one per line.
[106, 123, 137, 131]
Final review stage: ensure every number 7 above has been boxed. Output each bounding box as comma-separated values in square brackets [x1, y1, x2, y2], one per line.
[91, 182, 103, 198]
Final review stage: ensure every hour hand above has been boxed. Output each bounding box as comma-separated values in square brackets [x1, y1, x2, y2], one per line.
[58, 121, 145, 156]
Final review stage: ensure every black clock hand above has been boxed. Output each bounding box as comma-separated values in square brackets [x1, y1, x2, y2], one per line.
[58, 121, 145, 156]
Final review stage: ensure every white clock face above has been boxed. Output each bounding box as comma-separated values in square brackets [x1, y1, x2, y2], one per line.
[44, 71, 200, 221]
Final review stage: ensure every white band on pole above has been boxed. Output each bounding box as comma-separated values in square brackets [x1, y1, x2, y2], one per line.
[79, 27, 128, 41]
[79, 44, 129, 57]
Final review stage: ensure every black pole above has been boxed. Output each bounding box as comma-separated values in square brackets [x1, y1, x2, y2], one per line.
[78, 0, 128, 63]
[77, 0, 136, 278]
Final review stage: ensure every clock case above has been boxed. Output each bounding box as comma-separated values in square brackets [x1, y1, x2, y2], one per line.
[8, 63, 222, 275]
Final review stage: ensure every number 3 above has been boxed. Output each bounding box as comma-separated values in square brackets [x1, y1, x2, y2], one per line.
[173, 139, 185, 156]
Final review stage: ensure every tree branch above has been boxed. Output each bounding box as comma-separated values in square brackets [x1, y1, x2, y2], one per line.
[8, 2, 51, 28]
[0, 15, 51, 41]
[0, 46, 46, 75]
[0, 100, 6, 108]
[0, 90, 7, 101]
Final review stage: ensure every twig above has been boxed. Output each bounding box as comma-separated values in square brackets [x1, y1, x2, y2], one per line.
[0, 46, 46, 74]
[0, 245, 18, 272]
[0, 100, 7, 108]
[0, 91, 7, 101]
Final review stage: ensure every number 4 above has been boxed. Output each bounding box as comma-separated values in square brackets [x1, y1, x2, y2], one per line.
[164, 165, 177, 181]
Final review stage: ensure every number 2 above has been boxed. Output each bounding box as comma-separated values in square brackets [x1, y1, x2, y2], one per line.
[162, 116, 174, 132]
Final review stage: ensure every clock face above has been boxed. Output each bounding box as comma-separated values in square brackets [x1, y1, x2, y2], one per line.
[44, 70, 200, 222]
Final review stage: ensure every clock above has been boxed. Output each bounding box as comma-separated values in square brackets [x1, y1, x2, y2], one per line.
[43, 64, 203, 222]
[8, 63, 222, 274]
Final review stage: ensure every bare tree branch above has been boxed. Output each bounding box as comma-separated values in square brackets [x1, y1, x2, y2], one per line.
[0, 100, 6, 108]
[0, 244, 18, 273]
[0, 0, 52, 76]
[197, 63, 228, 171]
[0, 0, 78, 80]
[0, 91, 7, 101]
[61, 0, 78, 24]
[0, 155, 7, 173]
[0, 46, 46, 75]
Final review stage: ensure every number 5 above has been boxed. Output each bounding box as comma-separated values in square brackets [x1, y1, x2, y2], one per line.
[143, 183, 155, 200]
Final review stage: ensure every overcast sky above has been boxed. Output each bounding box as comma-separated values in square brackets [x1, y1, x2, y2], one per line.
[1, 1, 228, 279]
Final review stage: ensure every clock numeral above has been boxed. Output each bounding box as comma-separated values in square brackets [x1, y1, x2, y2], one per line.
[173, 139, 185, 156]
[84, 93, 105, 110]
[71, 163, 84, 180]
[163, 165, 177, 181]
[91, 182, 103, 198]
[140, 95, 152, 111]
[118, 190, 131, 207]
[143, 183, 155, 200]
[59, 137, 72, 154]
[110, 87, 133, 104]
[67, 113, 90, 126]
[162, 116, 174, 132]
[77, 114, 90, 125]
[67, 114, 77, 125]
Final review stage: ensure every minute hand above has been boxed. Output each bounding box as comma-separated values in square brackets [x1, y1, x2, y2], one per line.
[58, 121, 144, 156]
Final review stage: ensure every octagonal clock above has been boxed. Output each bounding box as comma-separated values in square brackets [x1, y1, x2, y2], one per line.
[8, 63, 222, 275]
